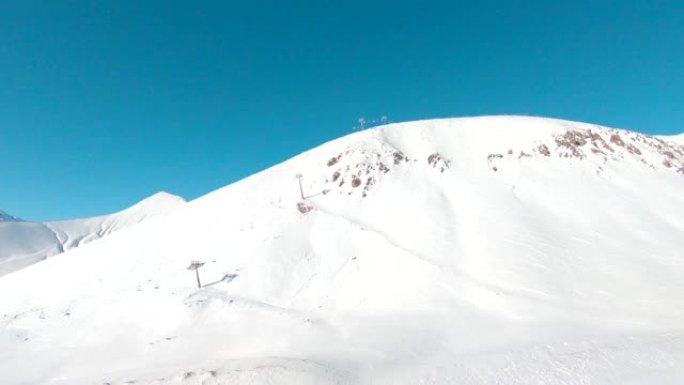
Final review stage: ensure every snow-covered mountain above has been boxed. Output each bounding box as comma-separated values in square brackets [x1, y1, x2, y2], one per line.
[1, 116, 683, 385]
[0, 192, 186, 276]
[0, 209, 21, 222]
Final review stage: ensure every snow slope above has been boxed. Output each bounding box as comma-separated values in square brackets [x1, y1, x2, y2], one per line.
[0, 192, 186, 276]
[671, 132, 684, 144]
[1, 116, 683, 385]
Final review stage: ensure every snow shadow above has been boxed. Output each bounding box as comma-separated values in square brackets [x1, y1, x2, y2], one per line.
[204, 273, 238, 287]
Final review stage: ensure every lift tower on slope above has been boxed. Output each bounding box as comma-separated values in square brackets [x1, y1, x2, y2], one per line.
[187, 260, 205, 289]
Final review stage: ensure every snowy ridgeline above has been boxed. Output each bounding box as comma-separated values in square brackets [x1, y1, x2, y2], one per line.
[1, 116, 684, 385]
[0, 210, 22, 222]
[0, 192, 186, 276]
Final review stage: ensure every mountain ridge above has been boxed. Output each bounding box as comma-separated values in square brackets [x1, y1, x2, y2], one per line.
[0, 209, 21, 222]
[0, 191, 186, 276]
[1, 116, 683, 385]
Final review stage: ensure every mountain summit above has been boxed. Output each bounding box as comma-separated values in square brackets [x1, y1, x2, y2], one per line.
[1, 116, 683, 385]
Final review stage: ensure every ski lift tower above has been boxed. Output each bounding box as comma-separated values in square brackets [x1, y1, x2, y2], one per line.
[187, 260, 205, 288]
[296, 173, 305, 199]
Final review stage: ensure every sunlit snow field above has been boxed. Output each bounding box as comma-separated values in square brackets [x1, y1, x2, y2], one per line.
[1, 116, 683, 384]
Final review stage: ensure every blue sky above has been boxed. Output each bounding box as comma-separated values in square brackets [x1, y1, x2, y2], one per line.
[1, 1, 683, 221]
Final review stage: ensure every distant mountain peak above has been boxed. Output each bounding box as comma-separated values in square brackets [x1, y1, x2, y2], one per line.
[122, 191, 187, 215]
[135, 191, 186, 206]
[0, 209, 21, 222]
[0, 191, 187, 277]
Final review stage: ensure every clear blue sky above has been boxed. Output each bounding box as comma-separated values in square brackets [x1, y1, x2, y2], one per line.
[1, 1, 683, 221]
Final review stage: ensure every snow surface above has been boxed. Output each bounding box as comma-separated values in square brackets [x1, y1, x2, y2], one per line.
[1, 116, 683, 385]
[0, 192, 186, 276]
[671, 132, 684, 145]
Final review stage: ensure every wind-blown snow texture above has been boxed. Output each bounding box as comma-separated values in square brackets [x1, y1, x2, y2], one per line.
[1, 116, 683, 385]
[0, 192, 186, 276]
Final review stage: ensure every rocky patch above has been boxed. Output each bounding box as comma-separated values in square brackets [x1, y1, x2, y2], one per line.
[427, 153, 451, 173]
[300, 140, 454, 203]
[486, 127, 684, 175]
[296, 202, 314, 214]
